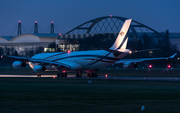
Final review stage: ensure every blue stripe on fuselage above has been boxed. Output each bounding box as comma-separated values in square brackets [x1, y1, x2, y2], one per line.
[44, 52, 67, 60]
[87, 52, 111, 65]
[50, 54, 120, 62]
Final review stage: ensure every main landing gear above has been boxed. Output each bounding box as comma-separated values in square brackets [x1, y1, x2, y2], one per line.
[55, 69, 98, 78]
[57, 66, 67, 78]
[57, 72, 67, 78]
[37, 73, 41, 77]
[87, 73, 98, 78]
[86, 70, 98, 78]
[76, 71, 82, 77]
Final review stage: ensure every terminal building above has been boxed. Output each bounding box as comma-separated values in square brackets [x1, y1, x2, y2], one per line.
[0, 21, 58, 56]
[0, 16, 180, 57]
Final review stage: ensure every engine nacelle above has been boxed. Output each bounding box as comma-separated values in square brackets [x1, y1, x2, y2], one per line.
[12, 61, 26, 69]
[33, 65, 46, 73]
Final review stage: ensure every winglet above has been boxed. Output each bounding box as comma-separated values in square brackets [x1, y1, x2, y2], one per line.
[169, 53, 177, 58]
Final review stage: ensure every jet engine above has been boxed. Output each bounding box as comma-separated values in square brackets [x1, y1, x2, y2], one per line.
[33, 65, 46, 73]
[12, 61, 26, 69]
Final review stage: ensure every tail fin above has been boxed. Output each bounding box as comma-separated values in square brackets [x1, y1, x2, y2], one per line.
[110, 19, 132, 50]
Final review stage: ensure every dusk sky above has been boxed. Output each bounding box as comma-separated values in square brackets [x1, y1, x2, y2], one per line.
[0, 0, 179, 36]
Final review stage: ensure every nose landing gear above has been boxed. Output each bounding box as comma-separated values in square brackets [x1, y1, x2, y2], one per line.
[37, 73, 41, 77]
[57, 72, 67, 78]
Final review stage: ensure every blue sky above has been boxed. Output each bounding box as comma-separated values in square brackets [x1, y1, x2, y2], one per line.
[0, 0, 179, 36]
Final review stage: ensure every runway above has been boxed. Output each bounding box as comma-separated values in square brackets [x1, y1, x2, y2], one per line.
[0, 74, 180, 82]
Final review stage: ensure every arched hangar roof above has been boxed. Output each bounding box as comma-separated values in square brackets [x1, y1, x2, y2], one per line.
[66, 16, 163, 38]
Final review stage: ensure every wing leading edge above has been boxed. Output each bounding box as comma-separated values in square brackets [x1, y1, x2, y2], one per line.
[115, 53, 177, 64]
[2, 55, 75, 69]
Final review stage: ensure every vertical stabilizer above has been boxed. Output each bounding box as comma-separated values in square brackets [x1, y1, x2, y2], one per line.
[120, 37, 128, 50]
[110, 19, 132, 50]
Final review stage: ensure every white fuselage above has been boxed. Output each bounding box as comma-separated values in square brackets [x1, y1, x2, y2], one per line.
[29, 50, 129, 71]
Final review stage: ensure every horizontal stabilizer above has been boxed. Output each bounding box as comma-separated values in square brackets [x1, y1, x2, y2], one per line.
[103, 48, 129, 53]
[170, 53, 177, 58]
[130, 48, 159, 53]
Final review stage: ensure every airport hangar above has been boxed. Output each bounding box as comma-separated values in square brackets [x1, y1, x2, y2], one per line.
[0, 16, 180, 56]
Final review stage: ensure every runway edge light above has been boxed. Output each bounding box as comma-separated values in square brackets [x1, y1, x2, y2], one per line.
[149, 64, 152, 68]
[167, 65, 171, 68]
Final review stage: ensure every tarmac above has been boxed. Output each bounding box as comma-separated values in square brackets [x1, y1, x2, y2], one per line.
[0, 74, 180, 82]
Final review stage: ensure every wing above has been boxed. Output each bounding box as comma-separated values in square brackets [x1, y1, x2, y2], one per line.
[2, 55, 30, 60]
[115, 53, 177, 64]
[2, 55, 82, 70]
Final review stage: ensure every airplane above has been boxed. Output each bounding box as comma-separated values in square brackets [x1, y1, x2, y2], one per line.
[1, 19, 177, 77]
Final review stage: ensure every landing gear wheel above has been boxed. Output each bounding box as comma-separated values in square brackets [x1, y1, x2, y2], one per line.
[90, 73, 95, 77]
[76, 72, 79, 77]
[60, 73, 64, 77]
[88, 73, 97, 77]
[76, 71, 82, 77]
[79, 73, 82, 77]
[87, 73, 90, 78]
[64, 73, 67, 77]
[57, 73, 60, 77]
[78, 71, 82, 77]
[37, 73, 41, 77]
[94, 73, 98, 77]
